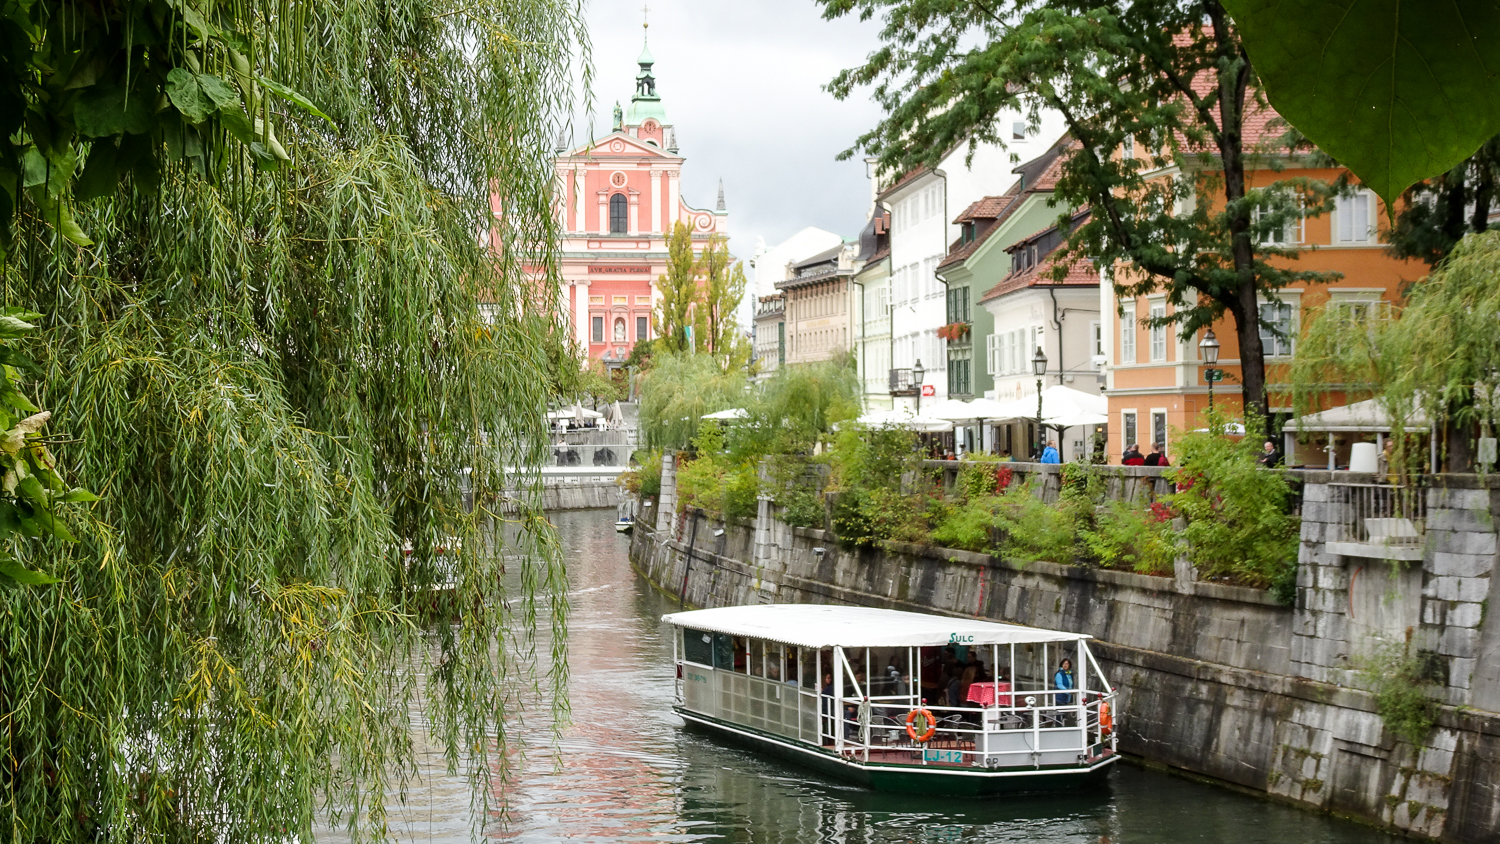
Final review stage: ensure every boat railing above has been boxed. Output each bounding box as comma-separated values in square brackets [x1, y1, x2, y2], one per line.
[839, 693, 1116, 768]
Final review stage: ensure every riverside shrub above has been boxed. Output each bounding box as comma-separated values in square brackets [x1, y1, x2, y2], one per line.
[1166, 413, 1299, 586]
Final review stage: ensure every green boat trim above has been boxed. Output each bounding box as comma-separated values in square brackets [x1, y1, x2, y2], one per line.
[676, 708, 1118, 796]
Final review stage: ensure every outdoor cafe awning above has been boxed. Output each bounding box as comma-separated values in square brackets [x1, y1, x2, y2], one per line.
[1288, 398, 1430, 434]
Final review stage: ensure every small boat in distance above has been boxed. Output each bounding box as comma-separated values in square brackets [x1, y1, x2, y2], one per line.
[614, 515, 634, 533]
[661, 604, 1118, 796]
[615, 501, 636, 533]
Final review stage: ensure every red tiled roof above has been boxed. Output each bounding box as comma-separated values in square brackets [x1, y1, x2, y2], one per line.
[978, 254, 1098, 303]
[859, 245, 890, 269]
[938, 193, 1026, 271]
[978, 210, 1097, 302]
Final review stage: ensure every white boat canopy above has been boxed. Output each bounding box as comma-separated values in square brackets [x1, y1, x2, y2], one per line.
[662, 604, 1090, 650]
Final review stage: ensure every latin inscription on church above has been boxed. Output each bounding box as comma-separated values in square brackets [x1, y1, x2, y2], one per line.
[588, 265, 652, 274]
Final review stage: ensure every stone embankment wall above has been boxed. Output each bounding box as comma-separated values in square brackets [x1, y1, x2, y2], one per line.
[631, 465, 1500, 843]
[501, 476, 623, 512]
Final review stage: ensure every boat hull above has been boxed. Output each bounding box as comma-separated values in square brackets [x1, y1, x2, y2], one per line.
[676, 707, 1116, 797]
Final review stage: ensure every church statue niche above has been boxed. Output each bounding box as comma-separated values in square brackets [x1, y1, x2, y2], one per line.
[613, 318, 627, 342]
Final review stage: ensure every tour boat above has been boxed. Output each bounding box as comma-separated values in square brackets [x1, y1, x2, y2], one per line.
[662, 604, 1118, 796]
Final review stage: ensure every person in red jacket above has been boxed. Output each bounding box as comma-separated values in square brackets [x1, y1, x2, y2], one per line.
[1121, 443, 1146, 466]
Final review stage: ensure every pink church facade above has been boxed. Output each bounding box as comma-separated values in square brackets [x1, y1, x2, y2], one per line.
[550, 42, 728, 367]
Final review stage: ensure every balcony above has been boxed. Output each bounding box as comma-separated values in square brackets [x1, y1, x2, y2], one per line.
[1324, 482, 1427, 561]
[889, 368, 919, 396]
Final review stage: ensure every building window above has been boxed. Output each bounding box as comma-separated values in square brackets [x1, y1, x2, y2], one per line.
[1148, 303, 1167, 361]
[609, 193, 628, 234]
[1121, 139, 1134, 160]
[613, 317, 627, 343]
[1090, 321, 1103, 358]
[1120, 305, 1136, 363]
[948, 355, 971, 396]
[1122, 411, 1138, 452]
[945, 285, 970, 324]
[1252, 203, 1304, 245]
[777, 322, 785, 366]
[1335, 191, 1373, 244]
[1152, 411, 1168, 452]
[591, 315, 604, 343]
[1259, 300, 1296, 356]
[636, 315, 648, 341]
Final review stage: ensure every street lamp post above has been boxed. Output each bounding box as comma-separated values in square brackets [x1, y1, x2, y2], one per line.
[1199, 329, 1221, 412]
[1031, 346, 1047, 460]
[913, 359, 926, 416]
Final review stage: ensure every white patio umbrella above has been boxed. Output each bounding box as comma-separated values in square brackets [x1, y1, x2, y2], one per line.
[922, 398, 980, 421]
[1045, 410, 1109, 428]
[855, 409, 954, 433]
[961, 397, 1016, 420]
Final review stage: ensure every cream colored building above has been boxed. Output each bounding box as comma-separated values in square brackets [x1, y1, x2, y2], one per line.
[777, 244, 860, 366]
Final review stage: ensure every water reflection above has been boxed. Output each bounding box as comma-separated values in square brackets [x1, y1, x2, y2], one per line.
[334, 509, 1399, 844]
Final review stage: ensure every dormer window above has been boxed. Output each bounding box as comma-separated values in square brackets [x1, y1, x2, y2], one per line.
[962, 222, 975, 244]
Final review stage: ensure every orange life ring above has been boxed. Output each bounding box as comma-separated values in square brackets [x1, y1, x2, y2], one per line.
[905, 708, 937, 743]
[1099, 702, 1113, 735]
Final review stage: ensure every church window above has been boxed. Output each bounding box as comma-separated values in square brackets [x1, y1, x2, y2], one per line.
[609, 193, 628, 234]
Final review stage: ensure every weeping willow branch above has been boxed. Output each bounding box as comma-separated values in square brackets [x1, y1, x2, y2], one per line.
[0, 1, 588, 842]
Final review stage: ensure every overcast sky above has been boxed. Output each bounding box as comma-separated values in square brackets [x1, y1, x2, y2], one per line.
[573, 0, 887, 264]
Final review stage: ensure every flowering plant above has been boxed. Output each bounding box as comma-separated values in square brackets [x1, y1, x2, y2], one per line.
[936, 321, 971, 341]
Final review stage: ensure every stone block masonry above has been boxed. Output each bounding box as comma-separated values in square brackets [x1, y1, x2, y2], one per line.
[629, 466, 1500, 843]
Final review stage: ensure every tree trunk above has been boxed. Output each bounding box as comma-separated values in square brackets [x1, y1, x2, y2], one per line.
[1205, 16, 1268, 420]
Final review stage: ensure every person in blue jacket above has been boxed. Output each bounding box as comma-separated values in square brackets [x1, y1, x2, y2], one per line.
[1053, 658, 1075, 705]
[1040, 440, 1061, 464]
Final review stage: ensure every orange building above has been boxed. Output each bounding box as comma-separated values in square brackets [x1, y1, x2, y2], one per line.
[1101, 136, 1427, 465]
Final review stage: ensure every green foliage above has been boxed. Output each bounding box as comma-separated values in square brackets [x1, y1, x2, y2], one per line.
[827, 424, 921, 495]
[817, 0, 1342, 413]
[995, 479, 1080, 564]
[1167, 412, 1299, 585]
[1357, 640, 1440, 746]
[1384, 138, 1500, 266]
[618, 448, 663, 498]
[0, 0, 331, 252]
[698, 234, 752, 369]
[675, 423, 759, 521]
[931, 495, 1004, 553]
[638, 352, 749, 451]
[831, 486, 929, 549]
[1081, 500, 1176, 575]
[654, 221, 699, 353]
[1223, 0, 1500, 208]
[0, 0, 585, 840]
[1294, 230, 1500, 472]
[738, 354, 861, 458]
[0, 310, 97, 588]
[956, 453, 1003, 499]
[778, 489, 825, 529]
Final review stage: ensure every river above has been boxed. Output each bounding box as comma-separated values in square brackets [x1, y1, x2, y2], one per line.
[353, 509, 1401, 843]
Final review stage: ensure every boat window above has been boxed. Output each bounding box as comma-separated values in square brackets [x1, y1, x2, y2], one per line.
[732, 637, 749, 673]
[713, 634, 734, 670]
[799, 648, 817, 689]
[682, 628, 713, 666]
[748, 639, 765, 677]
